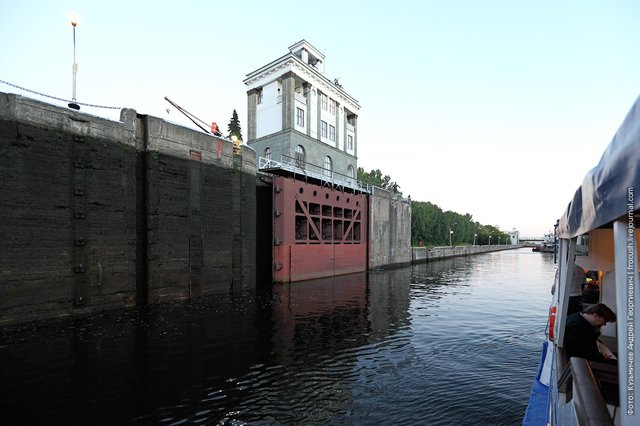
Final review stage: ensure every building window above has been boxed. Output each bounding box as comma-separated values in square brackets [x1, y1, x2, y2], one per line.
[347, 135, 353, 150]
[347, 165, 355, 178]
[321, 120, 327, 138]
[329, 99, 336, 115]
[295, 145, 305, 164]
[296, 107, 304, 126]
[320, 93, 328, 110]
[323, 156, 332, 177]
[329, 125, 335, 141]
[264, 147, 271, 160]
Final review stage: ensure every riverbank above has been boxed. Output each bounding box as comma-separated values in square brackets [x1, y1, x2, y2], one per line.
[412, 244, 521, 262]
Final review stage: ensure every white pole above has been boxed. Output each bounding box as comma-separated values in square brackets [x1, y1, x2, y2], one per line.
[68, 18, 80, 110]
[613, 218, 639, 425]
[72, 24, 77, 100]
[555, 237, 576, 346]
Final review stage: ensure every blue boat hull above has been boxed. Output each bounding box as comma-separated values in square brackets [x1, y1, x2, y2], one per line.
[523, 340, 551, 425]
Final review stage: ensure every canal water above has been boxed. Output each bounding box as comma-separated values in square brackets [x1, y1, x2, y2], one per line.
[1, 248, 555, 425]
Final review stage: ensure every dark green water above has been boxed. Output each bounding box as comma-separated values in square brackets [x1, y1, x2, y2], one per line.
[0, 248, 554, 425]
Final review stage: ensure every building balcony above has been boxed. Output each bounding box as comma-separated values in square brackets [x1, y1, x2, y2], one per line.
[258, 155, 371, 194]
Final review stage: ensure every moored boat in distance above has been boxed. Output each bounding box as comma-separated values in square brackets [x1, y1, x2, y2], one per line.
[532, 233, 556, 253]
[523, 96, 640, 426]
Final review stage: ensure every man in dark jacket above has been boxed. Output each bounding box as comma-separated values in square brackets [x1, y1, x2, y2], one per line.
[563, 303, 617, 362]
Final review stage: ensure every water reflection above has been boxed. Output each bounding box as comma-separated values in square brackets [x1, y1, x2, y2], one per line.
[0, 249, 554, 425]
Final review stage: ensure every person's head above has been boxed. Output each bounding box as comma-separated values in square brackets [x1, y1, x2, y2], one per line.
[583, 303, 616, 327]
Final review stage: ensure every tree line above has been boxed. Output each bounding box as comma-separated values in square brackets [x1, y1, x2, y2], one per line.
[411, 201, 509, 247]
[357, 167, 510, 247]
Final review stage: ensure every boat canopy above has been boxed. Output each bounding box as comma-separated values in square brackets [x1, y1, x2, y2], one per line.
[558, 95, 640, 239]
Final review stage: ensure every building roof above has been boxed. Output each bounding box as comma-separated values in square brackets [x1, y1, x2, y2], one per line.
[243, 41, 360, 111]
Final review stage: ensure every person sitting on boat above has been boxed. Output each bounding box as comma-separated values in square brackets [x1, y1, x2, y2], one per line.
[563, 303, 617, 362]
[567, 264, 586, 315]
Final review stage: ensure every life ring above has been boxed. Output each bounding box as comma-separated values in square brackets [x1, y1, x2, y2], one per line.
[548, 306, 557, 341]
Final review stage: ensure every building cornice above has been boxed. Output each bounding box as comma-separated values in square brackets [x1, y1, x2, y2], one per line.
[244, 54, 360, 112]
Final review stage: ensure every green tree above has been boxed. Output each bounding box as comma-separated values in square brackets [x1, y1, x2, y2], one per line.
[227, 109, 242, 140]
[357, 167, 401, 193]
[411, 201, 509, 246]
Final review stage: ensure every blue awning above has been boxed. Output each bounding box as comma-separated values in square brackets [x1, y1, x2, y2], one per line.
[557, 95, 640, 238]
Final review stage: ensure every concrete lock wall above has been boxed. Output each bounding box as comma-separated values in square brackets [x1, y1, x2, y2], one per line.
[140, 115, 256, 302]
[368, 187, 412, 268]
[411, 245, 518, 262]
[0, 92, 256, 324]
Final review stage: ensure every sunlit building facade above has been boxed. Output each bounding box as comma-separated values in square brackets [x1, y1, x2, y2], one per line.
[244, 40, 360, 179]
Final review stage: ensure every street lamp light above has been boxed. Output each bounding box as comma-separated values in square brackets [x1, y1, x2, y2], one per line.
[498, 236, 501, 246]
[449, 229, 453, 246]
[489, 236, 492, 245]
[68, 14, 80, 110]
[473, 233, 477, 245]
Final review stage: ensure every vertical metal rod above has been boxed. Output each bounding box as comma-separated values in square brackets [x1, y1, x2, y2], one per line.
[68, 19, 80, 110]
[72, 24, 77, 101]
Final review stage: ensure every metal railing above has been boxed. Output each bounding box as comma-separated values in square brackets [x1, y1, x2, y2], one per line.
[570, 358, 615, 426]
[258, 155, 372, 194]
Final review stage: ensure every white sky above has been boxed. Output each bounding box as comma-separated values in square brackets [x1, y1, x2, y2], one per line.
[2, 0, 639, 237]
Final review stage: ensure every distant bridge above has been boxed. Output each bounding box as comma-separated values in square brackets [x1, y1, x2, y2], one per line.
[519, 237, 547, 242]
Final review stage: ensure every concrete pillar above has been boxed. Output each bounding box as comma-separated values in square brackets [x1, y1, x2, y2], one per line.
[316, 90, 322, 140]
[281, 72, 295, 130]
[247, 89, 258, 142]
[305, 83, 312, 137]
[335, 103, 340, 150]
[343, 110, 347, 152]
[352, 114, 358, 158]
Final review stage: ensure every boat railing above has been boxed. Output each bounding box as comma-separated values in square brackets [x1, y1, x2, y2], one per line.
[569, 357, 614, 426]
[556, 347, 572, 394]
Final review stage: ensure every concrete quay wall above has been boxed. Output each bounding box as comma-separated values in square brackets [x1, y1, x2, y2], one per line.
[0, 92, 256, 324]
[412, 245, 520, 262]
[369, 187, 412, 268]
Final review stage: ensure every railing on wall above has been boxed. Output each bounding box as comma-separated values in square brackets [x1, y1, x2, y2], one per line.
[258, 155, 372, 194]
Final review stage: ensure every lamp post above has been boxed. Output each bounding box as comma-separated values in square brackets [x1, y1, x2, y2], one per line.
[449, 229, 453, 246]
[473, 233, 477, 245]
[489, 236, 492, 245]
[498, 236, 501, 245]
[68, 15, 80, 110]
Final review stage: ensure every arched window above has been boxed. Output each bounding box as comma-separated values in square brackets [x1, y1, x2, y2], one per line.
[323, 156, 332, 177]
[294, 145, 305, 165]
[264, 147, 272, 160]
[347, 165, 355, 178]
